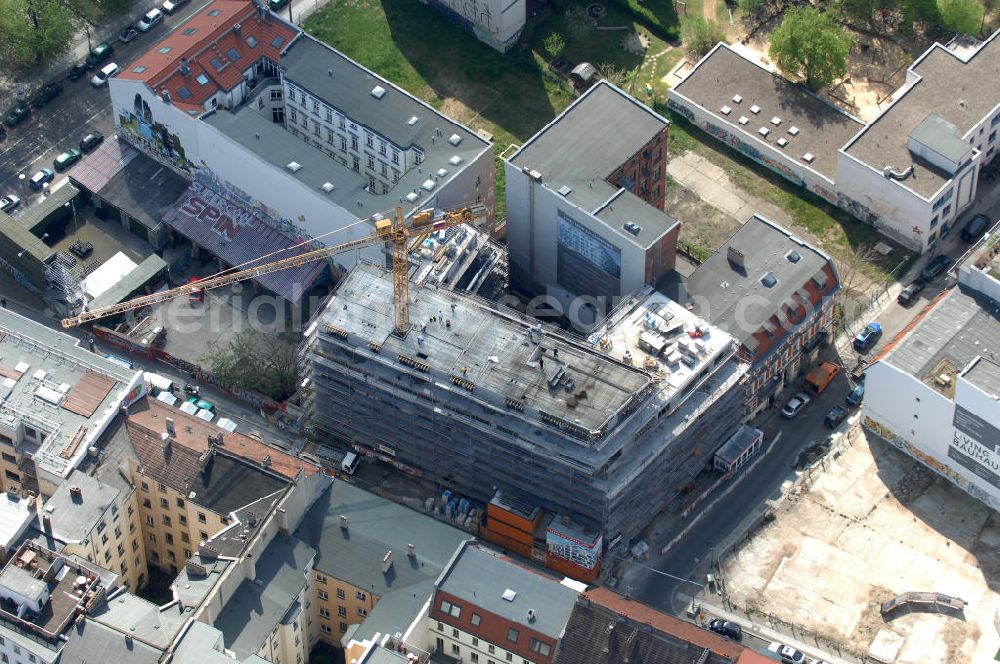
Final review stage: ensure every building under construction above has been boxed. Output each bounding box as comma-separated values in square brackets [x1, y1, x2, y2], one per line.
[303, 263, 747, 574]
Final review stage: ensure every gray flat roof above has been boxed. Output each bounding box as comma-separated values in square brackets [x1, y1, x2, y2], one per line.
[172, 622, 239, 664]
[963, 356, 1000, 395]
[436, 542, 578, 640]
[294, 481, 469, 642]
[684, 214, 836, 352]
[0, 495, 34, 549]
[60, 619, 164, 664]
[173, 555, 230, 609]
[214, 534, 313, 659]
[910, 113, 971, 164]
[509, 81, 678, 248]
[887, 286, 1000, 393]
[0, 565, 46, 600]
[90, 592, 189, 650]
[323, 263, 651, 433]
[845, 31, 1000, 197]
[44, 470, 119, 545]
[671, 44, 864, 181]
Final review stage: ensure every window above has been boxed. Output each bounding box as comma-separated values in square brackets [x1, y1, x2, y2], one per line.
[367, 155, 375, 169]
[148, 533, 156, 544]
[181, 532, 190, 543]
[352, 156, 360, 171]
[943, 205, 952, 217]
[165, 533, 174, 545]
[470, 612, 481, 627]
[507, 628, 519, 643]
[319, 607, 330, 618]
[316, 573, 327, 584]
[313, 99, 320, 115]
[392, 169, 400, 183]
[392, 148, 399, 164]
[506, 655, 512, 662]
[339, 622, 348, 633]
[415, 150, 423, 165]
[157, 483, 167, 493]
[337, 605, 347, 617]
[162, 516, 171, 527]
[132, 539, 139, 552]
[379, 140, 387, 156]
[318, 590, 328, 600]
[114, 526, 122, 539]
[341, 136, 347, 151]
[145, 515, 154, 526]
[356, 590, 367, 601]
[336, 587, 345, 599]
[351, 135, 358, 151]
[488, 645, 495, 654]
[368, 175, 376, 191]
[1, 452, 16, 463]
[270, 88, 282, 100]
[471, 655, 479, 663]
[313, 120, 320, 137]
[141, 482, 149, 492]
[290, 108, 297, 123]
[930, 215, 939, 228]
[452, 629, 459, 638]
[528, 639, 552, 657]
[380, 163, 388, 177]
[127, 504, 133, 516]
[366, 133, 374, 148]
[320, 624, 331, 635]
[200, 531, 208, 540]
[160, 498, 169, 509]
[451, 645, 461, 656]
[472, 637, 479, 646]
[179, 515, 187, 525]
[358, 607, 367, 617]
[198, 512, 207, 523]
[176, 498, 185, 508]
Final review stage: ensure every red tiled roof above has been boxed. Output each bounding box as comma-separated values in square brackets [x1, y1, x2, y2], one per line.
[121, 0, 298, 109]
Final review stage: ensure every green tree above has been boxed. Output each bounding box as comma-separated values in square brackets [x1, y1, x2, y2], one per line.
[900, 0, 941, 27]
[543, 31, 565, 59]
[937, 0, 984, 33]
[738, 0, 768, 24]
[206, 330, 300, 401]
[836, 0, 899, 31]
[0, 0, 76, 68]
[683, 16, 726, 55]
[769, 7, 855, 90]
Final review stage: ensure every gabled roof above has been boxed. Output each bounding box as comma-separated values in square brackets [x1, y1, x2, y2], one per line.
[120, 0, 299, 109]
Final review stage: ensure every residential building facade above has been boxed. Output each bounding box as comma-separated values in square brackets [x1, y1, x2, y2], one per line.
[419, 0, 526, 52]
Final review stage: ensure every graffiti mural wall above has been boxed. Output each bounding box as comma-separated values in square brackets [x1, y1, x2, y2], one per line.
[117, 95, 195, 173]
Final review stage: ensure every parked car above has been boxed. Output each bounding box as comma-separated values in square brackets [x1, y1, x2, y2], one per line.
[68, 63, 89, 81]
[137, 7, 164, 31]
[85, 41, 115, 68]
[30, 81, 63, 108]
[4, 103, 30, 127]
[961, 214, 990, 242]
[269, 0, 289, 9]
[824, 405, 850, 429]
[186, 396, 215, 413]
[846, 382, 865, 407]
[161, 0, 188, 13]
[91, 62, 120, 87]
[80, 131, 104, 153]
[29, 168, 55, 190]
[53, 148, 82, 172]
[897, 278, 926, 306]
[920, 254, 952, 281]
[707, 619, 742, 641]
[0, 126, 5, 141]
[0, 195, 21, 213]
[768, 643, 806, 664]
[119, 26, 139, 43]
[781, 392, 811, 419]
[853, 322, 883, 353]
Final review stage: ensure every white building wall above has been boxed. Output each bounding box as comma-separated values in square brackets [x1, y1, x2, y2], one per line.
[863, 361, 1000, 510]
[0, 628, 58, 664]
[427, 618, 541, 664]
[421, 0, 525, 52]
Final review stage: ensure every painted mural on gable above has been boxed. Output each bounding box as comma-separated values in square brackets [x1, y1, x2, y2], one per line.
[117, 94, 194, 173]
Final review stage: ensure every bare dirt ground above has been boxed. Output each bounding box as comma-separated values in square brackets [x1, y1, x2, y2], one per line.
[668, 178, 742, 255]
[722, 427, 1000, 664]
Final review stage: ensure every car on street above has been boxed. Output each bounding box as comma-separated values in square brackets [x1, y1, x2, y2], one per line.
[68, 63, 89, 81]
[897, 278, 926, 306]
[768, 643, 806, 663]
[53, 148, 82, 172]
[920, 254, 952, 281]
[707, 619, 742, 641]
[161, 0, 188, 13]
[91, 62, 121, 87]
[119, 26, 139, 43]
[0, 126, 6, 141]
[824, 405, 850, 428]
[85, 41, 115, 68]
[853, 322, 883, 353]
[29, 168, 55, 190]
[30, 82, 63, 108]
[846, 382, 865, 407]
[1, 195, 21, 213]
[961, 214, 991, 242]
[186, 396, 216, 413]
[269, 0, 289, 9]
[781, 392, 811, 419]
[137, 8, 164, 31]
[4, 103, 30, 128]
[80, 131, 105, 153]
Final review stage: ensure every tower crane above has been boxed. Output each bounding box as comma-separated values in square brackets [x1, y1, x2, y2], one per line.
[61, 203, 490, 335]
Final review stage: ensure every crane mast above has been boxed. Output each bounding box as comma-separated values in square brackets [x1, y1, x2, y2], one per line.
[61, 203, 489, 336]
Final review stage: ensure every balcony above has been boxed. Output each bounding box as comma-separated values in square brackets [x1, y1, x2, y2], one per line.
[384, 635, 431, 663]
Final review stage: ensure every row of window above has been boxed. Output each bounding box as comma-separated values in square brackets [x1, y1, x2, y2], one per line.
[436, 608, 553, 656]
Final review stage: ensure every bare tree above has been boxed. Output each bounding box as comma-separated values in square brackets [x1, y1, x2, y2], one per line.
[206, 330, 300, 401]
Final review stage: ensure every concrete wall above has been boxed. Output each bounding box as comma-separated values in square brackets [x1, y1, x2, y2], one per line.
[959, 257, 1000, 303]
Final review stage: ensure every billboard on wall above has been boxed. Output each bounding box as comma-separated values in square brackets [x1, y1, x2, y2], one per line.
[556, 210, 621, 297]
[947, 404, 1000, 490]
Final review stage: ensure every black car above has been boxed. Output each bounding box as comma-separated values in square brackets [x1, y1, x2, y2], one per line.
[269, 0, 289, 9]
[119, 26, 139, 43]
[961, 214, 990, 242]
[920, 254, 952, 281]
[80, 131, 105, 153]
[0, 126, 6, 142]
[707, 619, 742, 641]
[85, 41, 115, 69]
[67, 63, 89, 81]
[3, 103, 30, 128]
[30, 82, 63, 108]
[825, 405, 850, 429]
[897, 278, 926, 306]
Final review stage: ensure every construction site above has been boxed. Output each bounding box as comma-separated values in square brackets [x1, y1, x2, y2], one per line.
[302, 263, 748, 580]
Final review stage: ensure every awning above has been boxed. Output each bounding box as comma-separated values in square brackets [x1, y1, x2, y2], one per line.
[156, 391, 178, 406]
[179, 401, 199, 415]
[84, 252, 138, 300]
[161, 181, 326, 303]
[196, 408, 214, 422]
[217, 417, 237, 432]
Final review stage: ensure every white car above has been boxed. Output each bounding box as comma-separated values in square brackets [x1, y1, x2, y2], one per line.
[781, 392, 811, 419]
[161, 0, 188, 13]
[0, 194, 20, 213]
[137, 7, 164, 31]
[767, 642, 806, 663]
[91, 62, 120, 87]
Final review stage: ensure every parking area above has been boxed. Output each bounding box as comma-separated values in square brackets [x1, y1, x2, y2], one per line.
[719, 427, 1000, 663]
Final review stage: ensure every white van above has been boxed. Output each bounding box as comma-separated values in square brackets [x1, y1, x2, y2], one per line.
[144, 372, 174, 395]
[341, 452, 361, 475]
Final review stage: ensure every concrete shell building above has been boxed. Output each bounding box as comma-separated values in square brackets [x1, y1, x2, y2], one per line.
[302, 263, 747, 557]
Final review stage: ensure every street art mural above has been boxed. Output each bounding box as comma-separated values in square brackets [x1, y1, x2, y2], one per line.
[703, 122, 805, 187]
[117, 94, 195, 172]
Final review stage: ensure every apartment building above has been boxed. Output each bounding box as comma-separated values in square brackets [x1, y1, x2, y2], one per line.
[124, 398, 321, 575]
[107, 0, 494, 304]
[505, 81, 678, 324]
[41, 470, 147, 590]
[0, 309, 142, 497]
[683, 214, 840, 416]
[419, 0, 526, 52]
[428, 541, 579, 664]
[669, 33, 1000, 253]
[304, 263, 747, 571]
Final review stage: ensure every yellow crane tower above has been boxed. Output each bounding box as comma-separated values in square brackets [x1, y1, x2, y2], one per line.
[61, 203, 489, 335]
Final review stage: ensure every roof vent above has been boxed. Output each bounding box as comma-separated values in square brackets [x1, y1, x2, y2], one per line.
[558, 185, 573, 197]
[407, 116, 418, 125]
[770, 116, 782, 126]
[406, 543, 415, 556]
[802, 153, 815, 163]
[448, 133, 462, 146]
[448, 155, 463, 166]
[371, 85, 386, 99]
[527, 608, 536, 623]
[720, 105, 732, 115]
[161, 431, 171, 452]
[758, 127, 769, 137]
[328, 69, 333, 78]
[421, 179, 435, 191]
[777, 137, 788, 148]
[436, 167, 448, 177]
[786, 250, 801, 263]
[732, 94, 743, 103]
[179, 58, 190, 76]
[340, 514, 349, 529]
[321, 182, 335, 193]
[788, 126, 800, 136]
[286, 161, 302, 172]
[760, 272, 778, 288]
[738, 116, 749, 125]
[750, 104, 761, 114]
[502, 589, 517, 602]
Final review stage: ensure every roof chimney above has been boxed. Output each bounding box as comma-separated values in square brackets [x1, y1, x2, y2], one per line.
[233, 22, 241, 36]
[69, 485, 82, 501]
[527, 608, 536, 623]
[406, 543, 415, 557]
[161, 431, 171, 452]
[382, 550, 393, 573]
[165, 417, 175, 435]
[261, 454, 272, 468]
[340, 514, 349, 529]
[727, 246, 746, 271]
[179, 59, 190, 76]
[42, 514, 52, 533]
